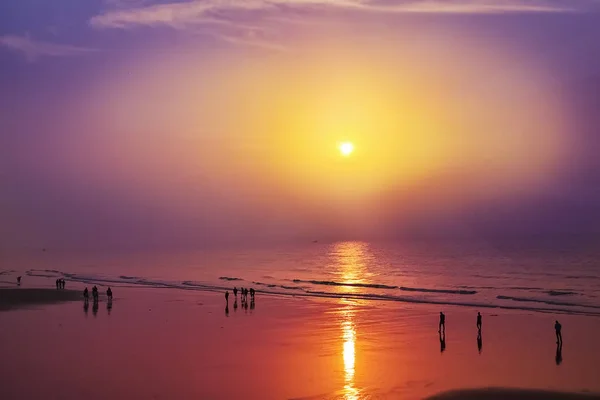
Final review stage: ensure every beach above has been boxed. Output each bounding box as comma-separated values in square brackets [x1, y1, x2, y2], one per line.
[1, 281, 600, 400]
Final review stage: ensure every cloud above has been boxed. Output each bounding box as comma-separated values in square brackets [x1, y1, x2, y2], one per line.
[0, 35, 96, 61]
[90, 0, 593, 32]
[88, 0, 598, 51]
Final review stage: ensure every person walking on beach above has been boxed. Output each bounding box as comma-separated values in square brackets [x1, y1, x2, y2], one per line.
[92, 286, 98, 302]
[439, 312, 446, 333]
[62, 279, 66, 289]
[476, 312, 482, 331]
[17, 276, 21, 286]
[233, 287, 238, 297]
[107, 287, 113, 300]
[84, 287, 89, 301]
[56, 279, 59, 289]
[555, 320, 562, 344]
[250, 288, 255, 300]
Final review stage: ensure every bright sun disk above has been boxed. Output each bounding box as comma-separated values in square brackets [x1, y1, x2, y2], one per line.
[339, 142, 354, 156]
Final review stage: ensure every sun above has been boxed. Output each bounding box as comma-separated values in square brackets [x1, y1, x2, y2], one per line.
[339, 142, 354, 156]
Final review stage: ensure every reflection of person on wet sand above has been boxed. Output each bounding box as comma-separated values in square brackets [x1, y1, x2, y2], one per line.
[555, 342, 563, 365]
[234, 299, 238, 311]
[477, 331, 482, 354]
[92, 300, 98, 316]
[225, 304, 229, 316]
[107, 299, 113, 315]
[225, 291, 229, 305]
[439, 331, 446, 353]
[84, 301, 89, 315]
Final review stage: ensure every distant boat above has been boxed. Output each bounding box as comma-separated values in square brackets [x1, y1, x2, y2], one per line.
[312, 240, 318, 243]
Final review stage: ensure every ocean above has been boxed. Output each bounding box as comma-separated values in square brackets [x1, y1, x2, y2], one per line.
[6, 238, 600, 317]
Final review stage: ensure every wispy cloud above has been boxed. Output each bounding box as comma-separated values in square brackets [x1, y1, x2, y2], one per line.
[90, 0, 593, 31]
[0, 35, 96, 61]
[88, 0, 598, 50]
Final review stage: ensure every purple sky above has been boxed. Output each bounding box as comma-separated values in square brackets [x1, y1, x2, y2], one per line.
[2, 1, 600, 251]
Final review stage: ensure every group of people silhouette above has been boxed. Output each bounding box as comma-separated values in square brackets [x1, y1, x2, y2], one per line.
[224, 287, 255, 315]
[55, 279, 66, 289]
[83, 286, 113, 303]
[83, 286, 113, 317]
[437, 311, 563, 364]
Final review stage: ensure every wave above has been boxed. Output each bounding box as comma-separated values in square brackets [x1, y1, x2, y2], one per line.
[219, 276, 242, 281]
[293, 279, 398, 290]
[23, 269, 600, 317]
[546, 290, 577, 296]
[119, 275, 141, 280]
[399, 286, 477, 295]
[496, 295, 600, 309]
[292, 279, 476, 294]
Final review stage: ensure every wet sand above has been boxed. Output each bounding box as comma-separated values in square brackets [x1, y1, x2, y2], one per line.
[1, 285, 599, 399]
[0, 288, 82, 311]
[426, 388, 600, 399]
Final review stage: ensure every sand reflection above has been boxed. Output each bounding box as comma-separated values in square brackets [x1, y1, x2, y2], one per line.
[342, 310, 358, 400]
[331, 242, 369, 400]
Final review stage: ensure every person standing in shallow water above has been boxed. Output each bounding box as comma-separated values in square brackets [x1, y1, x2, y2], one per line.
[555, 320, 562, 344]
[439, 312, 446, 333]
[476, 312, 482, 331]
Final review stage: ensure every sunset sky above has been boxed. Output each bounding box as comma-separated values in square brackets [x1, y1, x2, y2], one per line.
[2, 0, 600, 250]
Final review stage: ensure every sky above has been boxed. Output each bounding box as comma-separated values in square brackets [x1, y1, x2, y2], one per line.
[2, 0, 600, 251]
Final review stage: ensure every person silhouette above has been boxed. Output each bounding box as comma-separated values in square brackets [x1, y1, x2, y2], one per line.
[233, 287, 238, 297]
[62, 279, 66, 289]
[250, 288, 255, 299]
[17, 276, 21, 286]
[439, 312, 446, 333]
[555, 342, 563, 365]
[555, 320, 562, 344]
[476, 312, 482, 331]
[106, 287, 113, 300]
[92, 286, 98, 302]
[477, 331, 483, 354]
[439, 331, 446, 353]
[56, 279, 60, 290]
[83, 287, 89, 302]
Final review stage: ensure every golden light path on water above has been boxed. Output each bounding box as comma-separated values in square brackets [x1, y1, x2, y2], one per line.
[332, 242, 370, 400]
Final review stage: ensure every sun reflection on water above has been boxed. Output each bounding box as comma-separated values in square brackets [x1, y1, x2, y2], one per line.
[331, 241, 370, 400]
